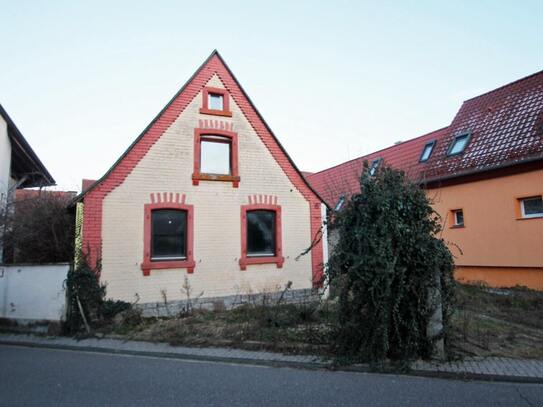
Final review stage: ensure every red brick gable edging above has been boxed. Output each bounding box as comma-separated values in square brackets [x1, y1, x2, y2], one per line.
[81, 50, 325, 287]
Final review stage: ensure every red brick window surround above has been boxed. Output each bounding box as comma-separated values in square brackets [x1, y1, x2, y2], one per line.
[199, 87, 232, 117]
[192, 127, 240, 187]
[141, 193, 195, 276]
[240, 197, 284, 270]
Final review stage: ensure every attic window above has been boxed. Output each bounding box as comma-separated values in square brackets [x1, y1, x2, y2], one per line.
[447, 133, 470, 156]
[208, 93, 224, 111]
[200, 135, 231, 175]
[192, 128, 240, 187]
[419, 141, 436, 162]
[334, 195, 346, 212]
[199, 87, 232, 117]
[369, 158, 381, 176]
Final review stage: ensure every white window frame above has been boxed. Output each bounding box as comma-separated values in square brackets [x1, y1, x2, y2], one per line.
[520, 196, 543, 219]
[453, 209, 464, 227]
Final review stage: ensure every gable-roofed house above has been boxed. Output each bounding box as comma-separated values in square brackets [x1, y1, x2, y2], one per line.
[75, 51, 326, 309]
[0, 104, 55, 261]
[308, 70, 543, 290]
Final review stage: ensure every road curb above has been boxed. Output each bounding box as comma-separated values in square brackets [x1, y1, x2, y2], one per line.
[2, 338, 542, 385]
[0, 338, 328, 371]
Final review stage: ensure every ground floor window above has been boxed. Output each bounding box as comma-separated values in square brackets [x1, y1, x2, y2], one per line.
[141, 199, 195, 276]
[240, 203, 284, 270]
[247, 210, 276, 257]
[151, 209, 187, 260]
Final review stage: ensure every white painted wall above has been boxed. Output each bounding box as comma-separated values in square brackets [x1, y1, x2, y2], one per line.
[0, 263, 69, 322]
[0, 114, 10, 207]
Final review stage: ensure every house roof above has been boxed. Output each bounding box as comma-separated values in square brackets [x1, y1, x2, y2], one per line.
[306, 127, 449, 207]
[0, 104, 55, 188]
[307, 69, 543, 208]
[75, 50, 324, 206]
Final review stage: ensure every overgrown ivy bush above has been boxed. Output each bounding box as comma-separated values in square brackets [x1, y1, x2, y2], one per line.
[328, 162, 456, 362]
[64, 255, 131, 334]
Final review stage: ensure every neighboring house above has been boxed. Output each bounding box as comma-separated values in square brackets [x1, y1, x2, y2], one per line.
[308, 70, 543, 290]
[76, 51, 326, 307]
[0, 104, 55, 261]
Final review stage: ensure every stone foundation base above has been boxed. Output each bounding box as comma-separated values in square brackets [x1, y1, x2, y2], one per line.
[136, 288, 321, 317]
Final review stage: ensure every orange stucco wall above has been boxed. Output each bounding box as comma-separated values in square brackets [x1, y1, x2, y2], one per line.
[429, 168, 543, 290]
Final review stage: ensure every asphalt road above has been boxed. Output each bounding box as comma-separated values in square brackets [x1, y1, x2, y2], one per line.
[1, 345, 542, 407]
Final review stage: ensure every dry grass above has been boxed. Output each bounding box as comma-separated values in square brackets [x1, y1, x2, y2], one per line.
[106, 302, 334, 356]
[99, 284, 543, 360]
[450, 284, 543, 359]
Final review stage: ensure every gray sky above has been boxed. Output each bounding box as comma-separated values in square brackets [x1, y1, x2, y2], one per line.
[1, 1, 542, 190]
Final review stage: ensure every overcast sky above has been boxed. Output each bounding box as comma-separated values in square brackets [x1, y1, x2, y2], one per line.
[1, 1, 542, 191]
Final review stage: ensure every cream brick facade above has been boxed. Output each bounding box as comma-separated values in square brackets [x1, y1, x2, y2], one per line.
[100, 75, 314, 303]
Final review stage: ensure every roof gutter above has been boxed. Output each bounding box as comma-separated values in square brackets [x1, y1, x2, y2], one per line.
[421, 153, 543, 188]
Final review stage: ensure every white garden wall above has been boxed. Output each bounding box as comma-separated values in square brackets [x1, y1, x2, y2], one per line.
[0, 263, 69, 322]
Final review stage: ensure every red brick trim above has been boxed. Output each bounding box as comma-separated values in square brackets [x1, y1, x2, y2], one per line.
[240, 200, 284, 270]
[192, 126, 239, 188]
[199, 87, 232, 117]
[141, 192, 195, 276]
[81, 52, 323, 287]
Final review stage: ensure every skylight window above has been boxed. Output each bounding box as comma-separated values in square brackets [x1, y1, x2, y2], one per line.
[419, 141, 436, 162]
[447, 133, 471, 156]
[369, 158, 381, 176]
[334, 195, 346, 212]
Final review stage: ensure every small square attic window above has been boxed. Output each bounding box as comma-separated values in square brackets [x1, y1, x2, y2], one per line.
[447, 133, 470, 156]
[199, 87, 232, 117]
[208, 93, 224, 111]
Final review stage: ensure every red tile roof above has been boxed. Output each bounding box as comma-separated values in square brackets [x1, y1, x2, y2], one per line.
[306, 127, 449, 207]
[424, 69, 543, 181]
[308, 69, 543, 208]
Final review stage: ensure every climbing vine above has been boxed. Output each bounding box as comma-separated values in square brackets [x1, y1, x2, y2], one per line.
[328, 162, 456, 362]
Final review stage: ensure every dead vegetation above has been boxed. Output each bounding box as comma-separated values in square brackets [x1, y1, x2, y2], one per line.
[47, 282, 539, 360]
[450, 284, 543, 359]
[105, 301, 334, 355]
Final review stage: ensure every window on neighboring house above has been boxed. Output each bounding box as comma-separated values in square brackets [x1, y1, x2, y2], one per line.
[451, 209, 464, 227]
[419, 141, 436, 162]
[334, 195, 346, 212]
[447, 133, 470, 156]
[247, 210, 276, 257]
[369, 158, 381, 176]
[520, 196, 543, 219]
[151, 209, 187, 260]
[208, 93, 224, 111]
[200, 135, 231, 175]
